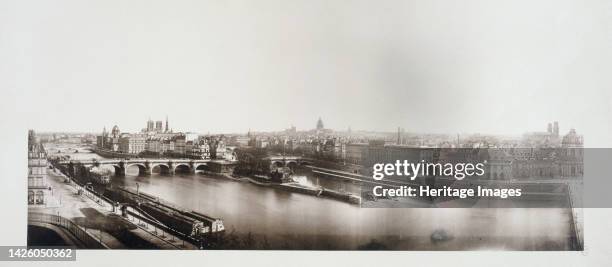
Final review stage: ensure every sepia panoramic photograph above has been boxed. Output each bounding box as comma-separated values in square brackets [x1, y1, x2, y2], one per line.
[27, 117, 586, 250]
[4, 0, 612, 265]
[20, 0, 597, 251]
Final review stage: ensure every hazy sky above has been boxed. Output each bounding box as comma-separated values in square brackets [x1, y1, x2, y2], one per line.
[2, 0, 611, 145]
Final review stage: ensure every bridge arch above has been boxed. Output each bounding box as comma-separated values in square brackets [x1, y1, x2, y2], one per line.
[109, 164, 126, 176]
[271, 161, 284, 168]
[194, 163, 209, 173]
[151, 163, 171, 175]
[286, 161, 298, 169]
[174, 163, 192, 174]
[126, 163, 148, 176]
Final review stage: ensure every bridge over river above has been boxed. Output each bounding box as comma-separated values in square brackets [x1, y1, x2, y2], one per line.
[58, 158, 232, 176]
[58, 156, 309, 176]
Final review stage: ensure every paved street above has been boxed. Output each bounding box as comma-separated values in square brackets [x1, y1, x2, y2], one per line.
[28, 168, 196, 249]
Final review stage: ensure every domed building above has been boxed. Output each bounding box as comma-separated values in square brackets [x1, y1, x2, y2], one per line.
[559, 128, 583, 177]
[316, 117, 324, 130]
[562, 128, 583, 148]
[111, 125, 120, 138]
[96, 125, 122, 152]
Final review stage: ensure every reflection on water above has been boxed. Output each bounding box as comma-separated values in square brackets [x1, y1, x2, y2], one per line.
[48, 144, 575, 250]
[117, 166, 573, 250]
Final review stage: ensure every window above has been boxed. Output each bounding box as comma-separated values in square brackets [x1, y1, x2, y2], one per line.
[35, 191, 44, 204]
[28, 191, 34, 204]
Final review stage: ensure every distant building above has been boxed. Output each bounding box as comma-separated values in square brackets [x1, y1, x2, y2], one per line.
[559, 128, 583, 177]
[344, 143, 368, 165]
[146, 138, 162, 153]
[223, 146, 238, 161]
[111, 125, 120, 138]
[142, 117, 171, 133]
[487, 149, 513, 180]
[256, 139, 269, 148]
[547, 123, 553, 134]
[186, 140, 211, 159]
[504, 128, 583, 179]
[119, 134, 146, 154]
[316, 117, 324, 130]
[173, 135, 186, 155]
[104, 125, 121, 151]
[96, 117, 187, 156]
[161, 139, 174, 153]
[184, 132, 199, 142]
[215, 139, 226, 159]
[285, 125, 297, 136]
[147, 119, 154, 132]
[561, 128, 583, 148]
[311, 117, 333, 136]
[233, 136, 250, 147]
[165, 116, 169, 133]
[96, 126, 107, 148]
[522, 121, 562, 147]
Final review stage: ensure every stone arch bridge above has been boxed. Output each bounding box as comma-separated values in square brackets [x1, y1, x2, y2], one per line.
[266, 156, 311, 169]
[59, 159, 221, 176]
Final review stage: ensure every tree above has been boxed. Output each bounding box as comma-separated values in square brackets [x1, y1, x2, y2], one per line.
[234, 147, 271, 175]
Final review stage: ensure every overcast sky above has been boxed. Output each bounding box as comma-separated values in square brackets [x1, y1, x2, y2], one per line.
[2, 0, 611, 145]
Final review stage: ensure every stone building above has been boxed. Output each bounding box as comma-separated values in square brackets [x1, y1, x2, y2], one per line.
[344, 143, 368, 165]
[28, 130, 50, 205]
[487, 149, 513, 180]
[186, 140, 211, 159]
[559, 128, 584, 177]
[172, 135, 186, 155]
[119, 134, 146, 154]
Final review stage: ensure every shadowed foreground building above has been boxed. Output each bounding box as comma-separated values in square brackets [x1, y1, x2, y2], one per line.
[28, 130, 51, 205]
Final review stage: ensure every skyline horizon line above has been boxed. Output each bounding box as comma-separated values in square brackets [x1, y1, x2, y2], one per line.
[31, 121, 580, 138]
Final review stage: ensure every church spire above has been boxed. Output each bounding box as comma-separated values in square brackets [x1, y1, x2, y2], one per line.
[165, 115, 169, 132]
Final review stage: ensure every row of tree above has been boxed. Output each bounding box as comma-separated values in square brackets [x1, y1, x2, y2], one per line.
[233, 147, 271, 176]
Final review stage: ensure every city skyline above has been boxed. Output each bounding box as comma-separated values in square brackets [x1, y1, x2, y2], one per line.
[33, 115, 581, 138]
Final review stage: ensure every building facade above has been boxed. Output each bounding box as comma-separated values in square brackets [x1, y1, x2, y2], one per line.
[28, 130, 50, 205]
[344, 143, 368, 165]
[119, 134, 146, 154]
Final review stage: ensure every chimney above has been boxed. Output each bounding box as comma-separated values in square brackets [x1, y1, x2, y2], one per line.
[397, 127, 401, 144]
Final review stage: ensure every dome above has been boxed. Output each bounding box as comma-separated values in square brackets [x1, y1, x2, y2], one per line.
[562, 129, 583, 147]
[111, 125, 120, 137]
[316, 117, 324, 130]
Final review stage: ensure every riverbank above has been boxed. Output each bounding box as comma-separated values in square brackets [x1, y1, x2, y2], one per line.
[42, 167, 197, 249]
[92, 148, 138, 159]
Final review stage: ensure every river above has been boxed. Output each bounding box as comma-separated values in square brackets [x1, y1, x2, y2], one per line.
[45, 142, 576, 250]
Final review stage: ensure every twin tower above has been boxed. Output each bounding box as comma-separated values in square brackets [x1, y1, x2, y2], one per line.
[146, 116, 169, 133]
[547, 121, 560, 137]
